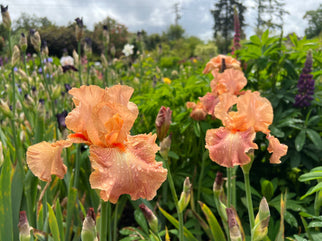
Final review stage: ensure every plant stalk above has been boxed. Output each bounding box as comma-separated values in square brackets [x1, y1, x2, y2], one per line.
[242, 168, 255, 230]
[163, 157, 184, 241]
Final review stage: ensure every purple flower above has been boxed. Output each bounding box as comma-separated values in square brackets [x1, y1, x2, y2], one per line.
[294, 51, 315, 108]
[64, 83, 72, 92]
[75, 17, 83, 28]
[56, 110, 68, 131]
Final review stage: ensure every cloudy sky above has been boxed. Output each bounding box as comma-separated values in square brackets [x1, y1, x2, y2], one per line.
[2, 0, 320, 41]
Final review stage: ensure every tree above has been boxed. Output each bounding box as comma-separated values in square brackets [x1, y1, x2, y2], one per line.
[265, 0, 289, 31]
[303, 4, 322, 39]
[92, 17, 129, 58]
[253, 0, 289, 35]
[253, 0, 268, 35]
[164, 24, 185, 41]
[211, 0, 246, 54]
[13, 12, 53, 32]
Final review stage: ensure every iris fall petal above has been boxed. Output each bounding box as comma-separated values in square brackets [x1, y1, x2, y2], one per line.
[26, 140, 72, 181]
[205, 127, 258, 167]
[89, 134, 167, 203]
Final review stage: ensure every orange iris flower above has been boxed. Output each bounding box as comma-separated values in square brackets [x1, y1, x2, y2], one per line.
[205, 91, 288, 167]
[187, 55, 246, 120]
[27, 85, 167, 203]
[203, 54, 241, 74]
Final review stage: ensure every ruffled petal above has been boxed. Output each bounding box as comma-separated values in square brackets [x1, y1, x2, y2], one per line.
[65, 85, 108, 145]
[26, 140, 72, 181]
[237, 91, 273, 134]
[267, 134, 288, 164]
[186, 101, 207, 121]
[213, 69, 247, 95]
[205, 127, 258, 167]
[214, 93, 238, 123]
[199, 92, 219, 117]
[66, 85, 138, 146]
[89, 134, 167, 203]
[203, 55, 241, 74]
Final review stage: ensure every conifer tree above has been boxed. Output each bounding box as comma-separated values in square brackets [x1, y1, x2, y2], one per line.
[211, 0, 246, 54]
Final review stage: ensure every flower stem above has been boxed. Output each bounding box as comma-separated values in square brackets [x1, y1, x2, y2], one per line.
[100, 201, 108, 241]
[74, 144, 81, 188]
[227, 167, 232, 208]
[78, 41, 83, 86]
[242, 166, 255, 230]
[113, 202, 119, 241]
[232, 166, 238, 208]
[163, 157, 184, 241]
[108, 202, 112, 241]
[8, 30, 17, 163]
[39, 54, 58, 140]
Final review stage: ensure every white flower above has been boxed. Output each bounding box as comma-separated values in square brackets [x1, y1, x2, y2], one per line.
[60, 56, 74, 66]
[122, 44, 134, 57]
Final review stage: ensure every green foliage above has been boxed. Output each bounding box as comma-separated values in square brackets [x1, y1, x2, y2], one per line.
[0, 7, 321, 240]
[303, 4, 322, 39]
[194, 42, 218, 61]
[165, 24, 185, 41]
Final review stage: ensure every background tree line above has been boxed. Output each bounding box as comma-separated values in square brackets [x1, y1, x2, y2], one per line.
[0, 2, 320, 60]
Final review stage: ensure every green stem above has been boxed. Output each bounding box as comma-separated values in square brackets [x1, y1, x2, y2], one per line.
[163, 157, 184, 241]
[243, 169, 255, 230]
[232, 166, 237, 209]
[8, 30, 18, 163]
[87, 61, 90, 85]
[39, 54, 58, 139]
[197, 145, 206, 202]
[104, 46, 109, 87]
[227, 167, 232, 208]
[100, 201, 108, 241]
[113, 202, 119, 241]
[74, 144, 81, 188]
[78, 41, 83, 86]
[108, 202, 112, 241]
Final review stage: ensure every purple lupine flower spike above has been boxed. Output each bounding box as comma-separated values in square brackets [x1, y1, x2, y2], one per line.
[294, 51, 315, 108]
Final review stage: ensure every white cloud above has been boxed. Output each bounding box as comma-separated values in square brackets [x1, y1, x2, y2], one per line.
[1, 0, 320, 41]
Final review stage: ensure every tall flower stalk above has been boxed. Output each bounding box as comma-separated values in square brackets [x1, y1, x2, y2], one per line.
[294, 50, 315, 108]
[156, 106, 185, 240]
[75, 17, 84, 86]
[103, 24, 110, 87]
[232, 7, 241, 57]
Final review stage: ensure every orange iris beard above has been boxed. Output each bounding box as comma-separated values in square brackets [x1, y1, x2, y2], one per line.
[26, 85, 167, 203]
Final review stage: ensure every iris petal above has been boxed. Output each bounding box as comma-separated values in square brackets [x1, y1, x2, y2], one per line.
[26, 140, 72, 181]
[89, 134, 167, 203]
[205, 127, 258, 167]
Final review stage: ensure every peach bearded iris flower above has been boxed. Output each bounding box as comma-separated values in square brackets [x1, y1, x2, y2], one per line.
[205, 91, 288, 167]
[27, 85, 167, 203]
[203, 54, 241, 74]
[187, 55, 246, 120]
